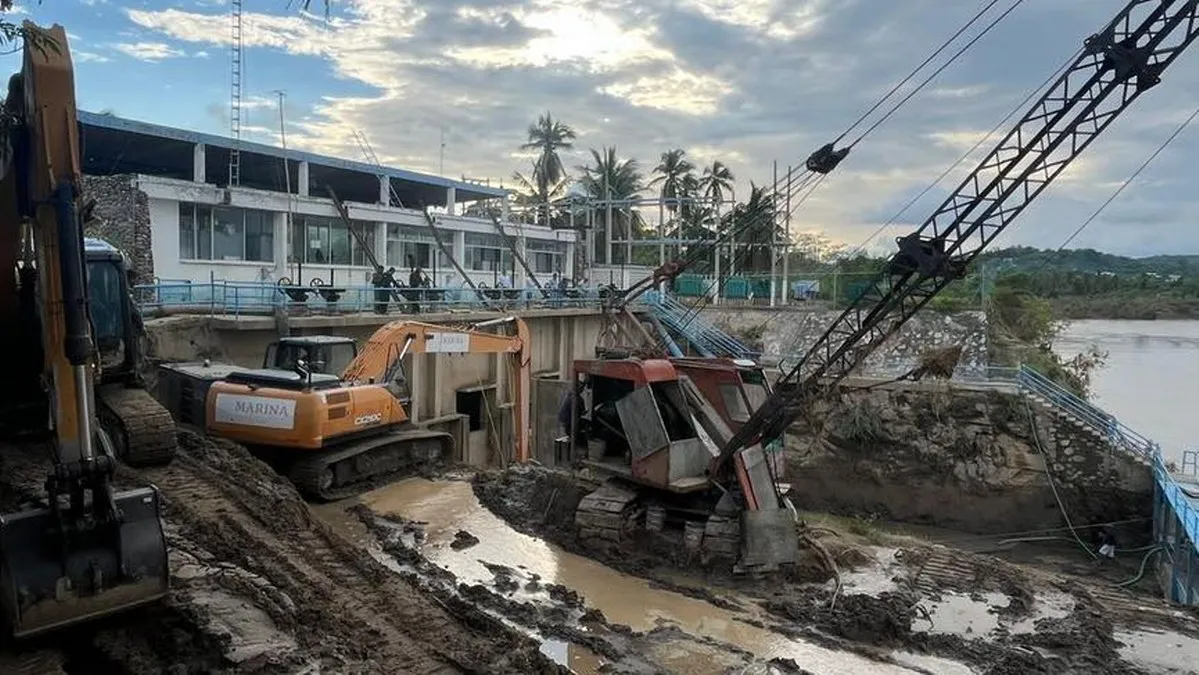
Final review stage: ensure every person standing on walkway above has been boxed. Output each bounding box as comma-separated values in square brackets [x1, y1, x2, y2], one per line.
[407, 256, 423, 314]
[370, 265, 389, 314]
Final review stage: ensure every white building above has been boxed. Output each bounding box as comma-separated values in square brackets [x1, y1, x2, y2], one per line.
[78, 111, 576, 291]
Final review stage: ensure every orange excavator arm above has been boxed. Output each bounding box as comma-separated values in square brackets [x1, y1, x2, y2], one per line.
[342, 317, 532, 462]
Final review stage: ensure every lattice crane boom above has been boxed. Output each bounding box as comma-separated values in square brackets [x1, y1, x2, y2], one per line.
[719, 0, 1199, 468]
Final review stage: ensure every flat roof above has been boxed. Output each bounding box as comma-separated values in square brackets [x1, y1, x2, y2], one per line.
[77, 110, 507, 206]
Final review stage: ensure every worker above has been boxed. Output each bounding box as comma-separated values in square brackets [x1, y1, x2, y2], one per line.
[370, 265, 389, 314]
[407, 256, 423, 314]
[1096, 526, 1118, 562]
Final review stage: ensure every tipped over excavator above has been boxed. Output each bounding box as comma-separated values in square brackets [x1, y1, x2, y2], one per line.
[0, 22, 173, 638]
[570, 0, 1199, 573]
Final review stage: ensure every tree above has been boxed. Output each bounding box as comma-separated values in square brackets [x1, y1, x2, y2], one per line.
[520, 112, 576, 225]
[722, 183, 782, 273]
[648, 149, 695, 215]
[577, 147, 645, 265]
[700, 160, 734, 207]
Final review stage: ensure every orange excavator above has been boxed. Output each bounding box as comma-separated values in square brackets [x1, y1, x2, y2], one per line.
[159, 317, 531, 499]
[0, 23, 172, 638]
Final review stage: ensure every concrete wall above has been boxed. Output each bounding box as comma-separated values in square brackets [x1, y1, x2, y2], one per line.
[83, 174, 155, 283]
[705, 307, 989, 379]
[786, 380, 1154, 537]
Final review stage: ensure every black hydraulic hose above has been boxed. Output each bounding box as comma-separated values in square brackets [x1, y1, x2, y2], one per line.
[53, 181, 92, 366]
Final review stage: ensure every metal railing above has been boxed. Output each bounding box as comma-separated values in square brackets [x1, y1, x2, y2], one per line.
[642, 290, 757, 359]
[1017, 366, 1199, 564]
[1154, 453, 1199, 593]
[1015, 365, 1158, 461]
[135, 279, 612, 318]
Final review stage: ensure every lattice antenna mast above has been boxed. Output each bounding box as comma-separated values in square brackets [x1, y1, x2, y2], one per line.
[228, 0, 244, 187]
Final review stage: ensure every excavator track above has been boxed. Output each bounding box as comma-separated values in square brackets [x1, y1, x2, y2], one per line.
[288, 427, 453, 501]
[575, 480, 642, 544]
[96, 384, 177, 467]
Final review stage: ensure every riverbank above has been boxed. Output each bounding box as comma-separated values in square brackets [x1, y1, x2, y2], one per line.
[1050, 296, 1199, 321]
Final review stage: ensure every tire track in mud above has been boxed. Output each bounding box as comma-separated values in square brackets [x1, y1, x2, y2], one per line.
[0, 430, 557, 674]
[135, 432, 553, 674]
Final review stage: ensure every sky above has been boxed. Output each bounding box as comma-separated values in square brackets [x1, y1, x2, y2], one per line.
[6, 0, 1199, 258]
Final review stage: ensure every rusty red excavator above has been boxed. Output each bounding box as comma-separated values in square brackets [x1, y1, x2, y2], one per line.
[566, 0, 1199, 571]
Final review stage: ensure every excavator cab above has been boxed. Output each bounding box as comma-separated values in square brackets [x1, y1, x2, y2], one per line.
[264, 336, 357, 376]
[0, 23, 169, 639]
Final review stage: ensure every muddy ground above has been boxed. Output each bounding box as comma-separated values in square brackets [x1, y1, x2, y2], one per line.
[471, 463, 1199, 675]
[0, 430, 563, 674]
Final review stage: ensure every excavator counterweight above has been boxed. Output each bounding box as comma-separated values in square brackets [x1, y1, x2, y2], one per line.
[0, 22, 169, 638]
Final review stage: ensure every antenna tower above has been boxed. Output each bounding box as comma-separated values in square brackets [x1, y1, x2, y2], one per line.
[228, 0, 244, 187]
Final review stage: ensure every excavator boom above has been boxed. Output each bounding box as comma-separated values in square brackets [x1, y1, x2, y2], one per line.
[0, 23, 169, 638]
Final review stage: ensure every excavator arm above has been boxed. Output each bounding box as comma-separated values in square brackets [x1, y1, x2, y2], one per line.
[0, 22, 168, 638]
[717, 0, 1199, 487]
[342, 316, 532, 462]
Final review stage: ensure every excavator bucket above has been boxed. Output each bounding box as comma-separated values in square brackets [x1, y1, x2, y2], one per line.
[0, 485, 169, 638]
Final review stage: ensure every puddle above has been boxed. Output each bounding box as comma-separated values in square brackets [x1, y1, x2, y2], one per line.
[918, 592, 1008, 638]
[539, 639, 605, 673]
[358, 478, 962, 675]
[891, 651, 978, 675]
[839, 547, 903, 596]
[1115, 629, 1199, 673]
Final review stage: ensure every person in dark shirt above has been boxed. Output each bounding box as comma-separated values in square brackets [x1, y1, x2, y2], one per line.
[405, 256, 422, 313]
[370, 265, 388, 314]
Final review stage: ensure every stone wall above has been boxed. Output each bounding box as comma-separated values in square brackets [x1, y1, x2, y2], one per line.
[82, 174, 154, 283]
[784, 382, 1154, 539]
[704, 307, 988, 379]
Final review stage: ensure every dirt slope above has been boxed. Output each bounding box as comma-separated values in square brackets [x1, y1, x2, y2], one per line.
[0, 430, 560, 674]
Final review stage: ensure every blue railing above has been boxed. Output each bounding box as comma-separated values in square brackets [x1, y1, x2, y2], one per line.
[1015, 365, 1158, 461]
[642, 291, 757, 359]
[1016, 364, 1199, 566]
[1155, 452, 1199, 600]
[135, 280, 608, 317]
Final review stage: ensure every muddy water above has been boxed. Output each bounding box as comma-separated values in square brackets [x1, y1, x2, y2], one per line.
[357, 478, 968, 675]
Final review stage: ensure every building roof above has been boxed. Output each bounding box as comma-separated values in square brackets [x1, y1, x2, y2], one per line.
[77, 111, 507, 207]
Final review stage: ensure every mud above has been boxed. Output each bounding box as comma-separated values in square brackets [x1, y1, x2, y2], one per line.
[0, 430, 561, 674]
[472, 463, 1199, 675]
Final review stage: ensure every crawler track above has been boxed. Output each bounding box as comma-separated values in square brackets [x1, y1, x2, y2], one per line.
[287, 428, 454, 501]
[96, 385, 177, 467]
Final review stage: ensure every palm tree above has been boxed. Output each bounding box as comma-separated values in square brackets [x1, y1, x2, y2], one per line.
[648, 149, 695, 214]
[722, 183, 782, 273]
[700, 160, 735, 208]
[511, 161, 568, 225]
[577, 147, 645, 265]
[521, 112, 576, 225]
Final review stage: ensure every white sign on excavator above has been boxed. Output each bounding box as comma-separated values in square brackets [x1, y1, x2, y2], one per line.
[214, 393, 297, 429]
[427, 332, 470, 353]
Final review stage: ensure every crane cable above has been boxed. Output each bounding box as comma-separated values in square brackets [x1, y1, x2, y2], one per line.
[832, 0, 1010, 146]
[623, 0, 1033, 348]
[1033, 99, 1199, 274]
[844, 0, 1030, 150]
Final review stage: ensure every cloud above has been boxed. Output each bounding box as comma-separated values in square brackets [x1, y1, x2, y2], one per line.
[75, 51, 111, 64]
[121, 0, 1199, 256]
[112, 42, 187, 61]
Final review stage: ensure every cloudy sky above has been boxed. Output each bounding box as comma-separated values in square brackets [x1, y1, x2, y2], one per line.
[8, 0, 1199, 257]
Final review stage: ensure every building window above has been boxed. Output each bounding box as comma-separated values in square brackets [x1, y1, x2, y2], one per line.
[465, 232, 511, 272]
[385, 224, 448, 271]
[291, 216, 373, 266]
[526, 239, 566, 275]
[179, 203, 272, 262]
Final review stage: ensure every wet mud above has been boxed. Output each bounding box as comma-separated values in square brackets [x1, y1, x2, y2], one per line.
[0, 430, 560, 674]
[471, 463, 1199, 675]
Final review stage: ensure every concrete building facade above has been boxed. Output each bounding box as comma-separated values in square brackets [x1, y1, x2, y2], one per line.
[78, 111, 576, 290]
